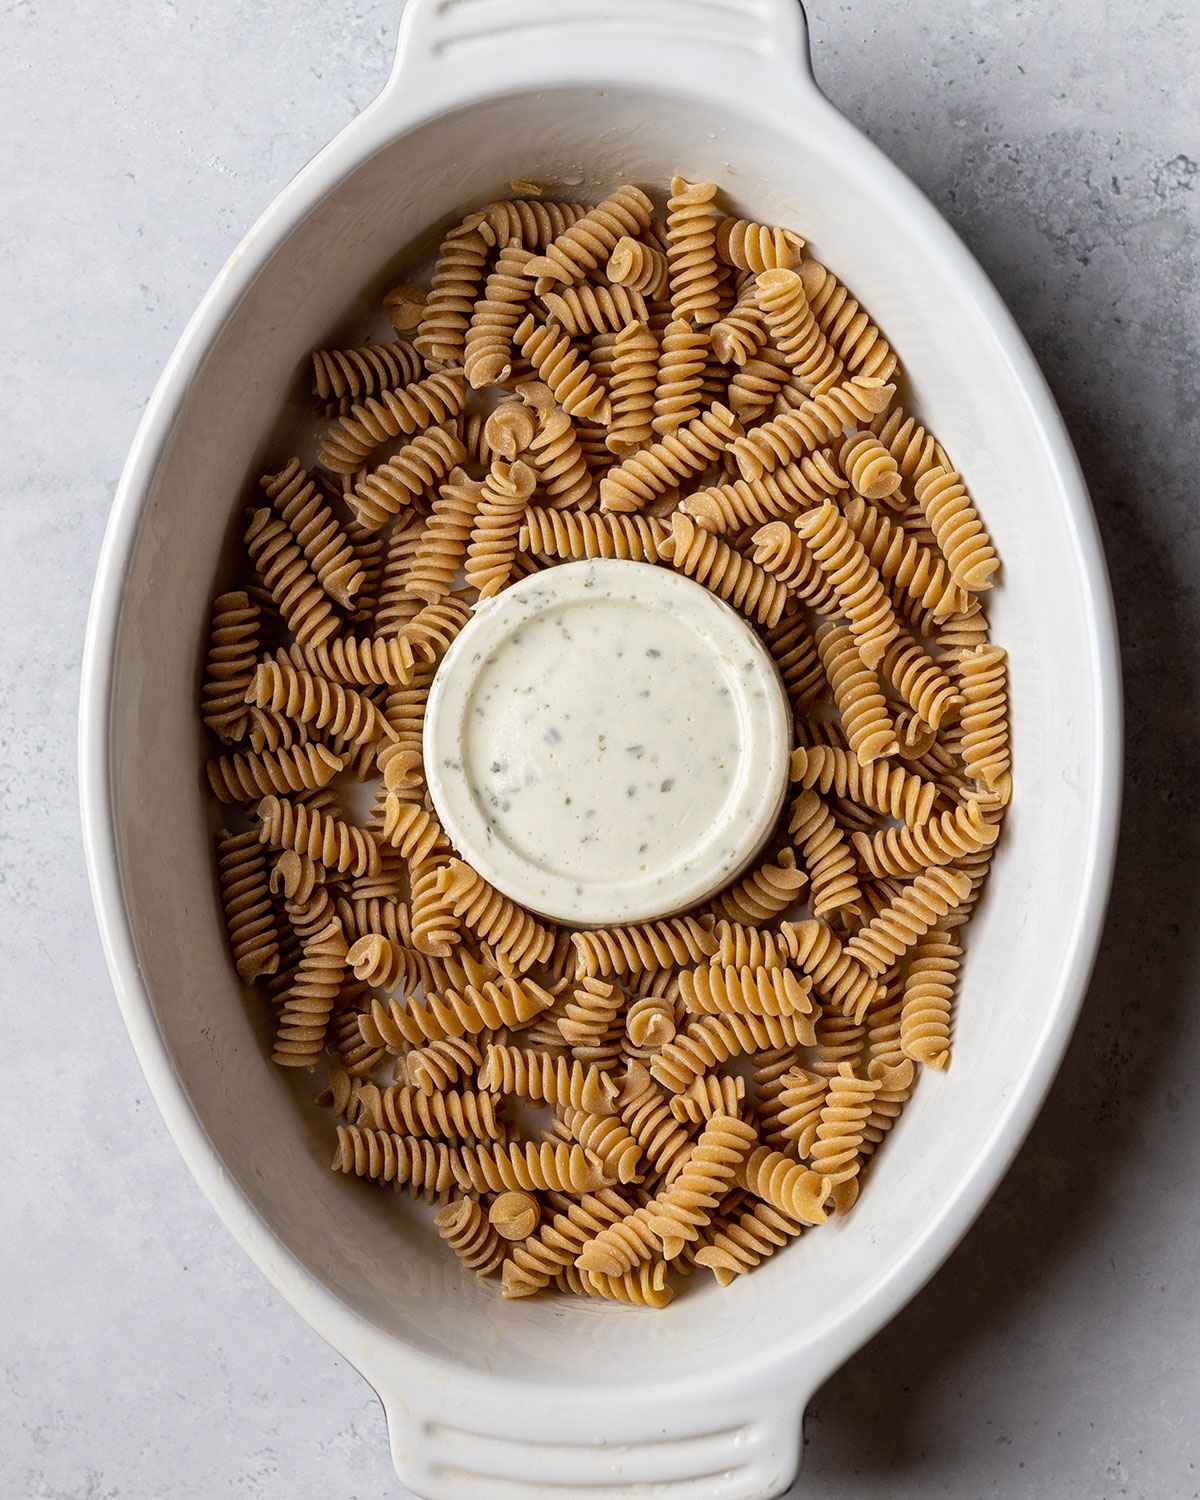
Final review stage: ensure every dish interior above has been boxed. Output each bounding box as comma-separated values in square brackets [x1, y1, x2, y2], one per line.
[105, 84, 1106, 1386]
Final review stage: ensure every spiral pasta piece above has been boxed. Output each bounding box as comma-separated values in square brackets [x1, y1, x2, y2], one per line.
[664, 176, 722, 326]
[464, 456, 538, 598]
[730, 375, 895, 480]
[260, 459, 364, 608]
[899, 928, 962, 1070]
[644, 1113, 756, 1257]
[662, 513, 789, 627]
[344, 931, 423, 993]
[523, 405, 597, 509]
[788, 788, 863, 921]
[571, 916, 716, 979]
[558, 1261, 675, 1309]
[779, 918, 880, 1022]
[789, 746, 936, 827]
[408, 854, 460, 957]
[246, 660, 391, 746]
[839, 430, 902, 501]
[755, 268, 844, 393]
[815, 622, 899, 766]
[206, 742, 343, 804]
[400, 467, 482, 602]
[651, 319, 709, 435]
[434, 1198, 505, 1276]
[452, 1139, 611, 1195]
[601, 403, 742, 513]
[763, 614, 825, 712]
[711, 280, 768, 368]
[201, 591, 260, 742]
[799, 259, 898, 384]
[957, 645, 1011, 790]
[606, 319, 659, 455]
[853, 799, 998, 883]
[519, 506, 670, 565]
[372, 513, 426, 633]
[795, 501, 901, 668]
[481, 198, 591, 248]
[272, 915, 346, 1068]
[257, 794, 379, 878]
[840, 495, 972, 628]
[809, 1063, 879, 1194]
[717, 848, 808, 925]
[870, 404, 950, 485]
[481, 1044, 618, 1115]
[436, 858, 555, 972]
[349, 425, 467, 532]
[332, 1125, 458, 1198]
[559, 1106, 645, 1185]
[215, 829, 279, 981]
[914, 465, 1000, 593]
[310, 340, 425, 415]
[695, 1198, 805, 1285]
[381, 793, 443, 864]
[624, 992, 677, 1050]
[618, 1061, 696, 1180]
[775, 1067, 829, 1156]
[501, 1188, 634, 1298]
[749, 521, 838, 610]
[319, 370, 467, 474]
[710, 920, 789, 970]
[717, 219, 805, 273]
[360, 972, 553, 1051]
[415, 223, 492, 367]
[524, 185, 654, 286]
[335, 1073, 502, 1142]
[461, 241, 535, 388]
[738, 1145, 830, 1225]
[405, 1035, 482, 1095]
[513, 314, 610, 424]
[606, 235, 669, 298]
[542, 283, 650, 335]
[668, 1073, 746, 1125]
[678, 964, 815, 1020]
[556, 976, 625, 1049]
[881, 631, 962, 731]
[682, 451, 845, 535]
[844, 866, 973, 976]
[650, 1011, 813, 1095]
[244, 509, 338, 647]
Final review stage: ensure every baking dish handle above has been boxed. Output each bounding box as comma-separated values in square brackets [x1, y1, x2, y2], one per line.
[380, 1379, 809, 1499]
[383, 0, 817, 114]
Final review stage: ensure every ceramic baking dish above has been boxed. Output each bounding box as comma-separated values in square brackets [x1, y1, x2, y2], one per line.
[79, 1, 1122, 1494]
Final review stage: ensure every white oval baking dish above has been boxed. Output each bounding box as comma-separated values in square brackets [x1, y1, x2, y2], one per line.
[79, 1, 1122, 1495]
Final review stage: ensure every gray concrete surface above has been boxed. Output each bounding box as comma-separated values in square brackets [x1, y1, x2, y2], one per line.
[3, 1, 1198, 1495]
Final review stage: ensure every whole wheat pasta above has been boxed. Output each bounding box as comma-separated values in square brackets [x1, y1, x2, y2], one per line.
[484, 400, 538, 460]
[215, 829, 280, 981]
[677, 964, 815, 1020]
[738, 1145, 830, 1225]
[695, 1198, 805, 1284]
[711, 920, 791, 970]
[435, 1198, 505, 1276]
[464, 456, 538, 598]
[451, 1139, 612, 1195]
[382, 284, 426, 333]
[246, 660, 392, 745]
[559, 1106, 645, 1185]
[750, 521, 839, 610]
[665, 176, 722, 326]
[349, 425, 467, 533]
[956, 644, 1011, 790]
[244, 509, 339, 647]
[556, 976, 626, 1049]
[513, 314, 610, 423]
[607, 235, 669, 298]
[402, 467, 482, 602]
[840, 430, 902, 501]
[524, 185, 654, 286]
[524, 405, 597, 509]
[606, 319, 659, 455]
[415, 222, 492, 367]
[644, 1113, 757, 1257]
[310, 340, 424, 415]
[624, 992, 677, 1049]
[360, 972, 554, 1051]
[519, 506, 670, 564]
[900, 928, 963, 1069]
[870, 404, 950, 484]
[730, 375, 896, 480]
[717, 219, 805, 272]
[480, 1044, 618, 1114]
[809, 1063, 880, 1198]
[781, 917, 882, 1021]
[257, 794, 379, 879]
[201, 592, 261, 743]
[332, 1125, 458, 1198]
[799, 259, 898, 384]
[463, 241, 536, 388]
[853, 797, 999, 879]
[542, 283, 650, 336]
[650, 1011, 815, 1095]
[489, 1191, 541, 1242]
[815, 622, 899, 765]
[763, 614, 825, 711]
[662, 513, 789, 627]
[841, 495, 973, 627]
[319, 370, 466, 474]
[717, 848, 808, 924]
[334, 1073, 503, 1142]
[437, 858, 555, 971]
[601, 403, 742, 512]
[261, 459, 364, 608]
[271, 915, 347, 1068]
[844, 866, 974, 976]
[572, 916, 716, 979]
[501, 1188, 634, 1298]
[669, 1073, 746, 1125]
[405, 1036, 483, 1095]
[776, 1067, 829, 1156]
[755, 268, 844, 393]
[373, 513, 428, 633]
[880, 631, 963, 731]
[795, 501, 901, 669]
[914, 465, 1000, 593]
[560, 1261, 675, 1309]
[481, 198, 592, 248]
[206, 742, 343, 804]
[682, 451, 845, 535]
[789, 745, 937, 826]
[711, 281, 768, 367]
[652, 319, 709, 435]
[408, 854, 460, 957]
[788, 789, 864, 922]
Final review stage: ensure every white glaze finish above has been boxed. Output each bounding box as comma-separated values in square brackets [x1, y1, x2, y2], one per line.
[70, 1, 1123, 1497]
[425, 560, 790, 924]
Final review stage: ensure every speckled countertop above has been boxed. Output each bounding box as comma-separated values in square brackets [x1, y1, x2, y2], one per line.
[4, 2, 1198, 1496]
